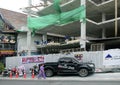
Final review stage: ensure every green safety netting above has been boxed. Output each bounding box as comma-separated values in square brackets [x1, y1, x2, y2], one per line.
[27, 0, 86, 32]
[53, 0, 61, 13]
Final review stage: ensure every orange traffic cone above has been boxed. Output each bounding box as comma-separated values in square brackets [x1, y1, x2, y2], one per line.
[23, 72, 26, 79]
[15, 71, 18, 78]
[9, 71, 12, 78]
[32, 71, 35, 78]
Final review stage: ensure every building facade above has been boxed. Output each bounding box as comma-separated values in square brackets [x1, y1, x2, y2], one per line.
[0, 13, 17, 64]
[27, 0, 120, 54]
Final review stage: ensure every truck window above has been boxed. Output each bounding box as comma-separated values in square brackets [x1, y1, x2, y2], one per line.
[59, 60, 64, 63]
[59, 58, 72, 63]
[72, 58, 79, 64]
[66, 59, 72, 63]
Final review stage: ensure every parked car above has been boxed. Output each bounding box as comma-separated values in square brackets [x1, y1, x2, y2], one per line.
[44, 57, 95, 77]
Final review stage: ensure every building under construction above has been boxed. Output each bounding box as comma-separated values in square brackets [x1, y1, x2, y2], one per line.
[27, 0, 120, 54]
[24, 0, 120, 54]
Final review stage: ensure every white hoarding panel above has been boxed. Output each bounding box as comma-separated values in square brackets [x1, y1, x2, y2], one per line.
[103, 50, 120, 65]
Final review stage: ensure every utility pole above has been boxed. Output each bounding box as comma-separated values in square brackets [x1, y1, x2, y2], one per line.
[115, 0, 118, 37]
[27, 0, 32, 56]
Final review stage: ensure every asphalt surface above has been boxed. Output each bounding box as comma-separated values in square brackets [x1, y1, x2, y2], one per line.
[0, 72, 120, 81]
[0, 80, 120, 85]
[0, 73, 120, 85]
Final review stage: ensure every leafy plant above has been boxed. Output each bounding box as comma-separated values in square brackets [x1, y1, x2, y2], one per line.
[0, 62, 4, 74]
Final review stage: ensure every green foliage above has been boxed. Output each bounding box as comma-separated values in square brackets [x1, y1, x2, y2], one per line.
[0, 62, 4, 74]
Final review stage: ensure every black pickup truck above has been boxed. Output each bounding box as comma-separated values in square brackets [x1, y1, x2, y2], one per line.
[44, 57, 95, 77]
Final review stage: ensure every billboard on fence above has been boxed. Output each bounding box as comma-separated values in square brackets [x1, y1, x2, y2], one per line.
[103, 50, 120, 65]
[22, 56, 44, 64]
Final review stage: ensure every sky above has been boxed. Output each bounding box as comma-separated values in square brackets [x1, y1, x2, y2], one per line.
[0, 0, 41, 13]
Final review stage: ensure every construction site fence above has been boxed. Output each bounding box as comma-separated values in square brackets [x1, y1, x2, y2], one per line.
[6, 51, 120, 73]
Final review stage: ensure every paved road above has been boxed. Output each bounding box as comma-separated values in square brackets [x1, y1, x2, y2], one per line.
[0, 72, 120, 85]
[0, 79, 120, 85]
[1, 72, 120, 80]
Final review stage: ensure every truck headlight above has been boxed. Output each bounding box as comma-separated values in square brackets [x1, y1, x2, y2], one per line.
[88, 64, 94, 67]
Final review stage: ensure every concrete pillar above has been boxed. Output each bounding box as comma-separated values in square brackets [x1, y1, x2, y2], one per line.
[102, 13, 106, 38]
[115, 0, 118, 37]
[27, 31, 31, 55]
[102, 13, 106, 21]
[27, 0, 32, 56]
[80, 0, 86, 51]
[42, 34, 47, 45]
[102, 28, 106, 38]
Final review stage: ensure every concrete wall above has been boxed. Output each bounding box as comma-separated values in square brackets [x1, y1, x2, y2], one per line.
[17, 33, 42, 53]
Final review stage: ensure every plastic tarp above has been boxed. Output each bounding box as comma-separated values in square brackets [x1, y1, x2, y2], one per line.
[27, 0, 86, 32]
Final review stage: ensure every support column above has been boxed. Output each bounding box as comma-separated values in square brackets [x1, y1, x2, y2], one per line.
[80, 0, 86, 51]
[27, 31, 31, 55]
[102, 28, 106, 38]
[115, 0, 118, 37]
[27, 0, 32, 56]
[102, 13, 106, 21]
[42, 34, 47, 45]
[102, 13, 106, 38]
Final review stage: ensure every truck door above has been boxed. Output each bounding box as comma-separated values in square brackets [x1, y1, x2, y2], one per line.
[58, 58, 77, 73]
[66, 58, 77, 73]
[58, 58, 68, 73]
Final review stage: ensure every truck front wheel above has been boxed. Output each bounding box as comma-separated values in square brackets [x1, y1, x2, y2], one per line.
[45, 69, 54, 77]
[78, 68, 88, 77]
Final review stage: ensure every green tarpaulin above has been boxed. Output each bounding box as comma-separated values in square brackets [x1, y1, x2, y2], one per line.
[27, 0, 86, 32]
[53, 0, 61, 13]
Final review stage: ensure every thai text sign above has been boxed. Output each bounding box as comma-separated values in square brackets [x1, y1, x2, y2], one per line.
[22, 56, 44, 64]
